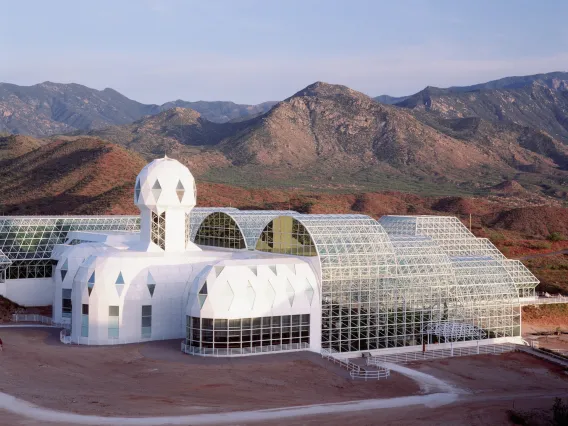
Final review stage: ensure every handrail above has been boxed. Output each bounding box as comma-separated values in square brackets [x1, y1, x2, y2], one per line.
[320, 349, 390, 380]
[11, 314, 71, 330]
[366, 343, 517, 365]
[181, 341, 310, 357]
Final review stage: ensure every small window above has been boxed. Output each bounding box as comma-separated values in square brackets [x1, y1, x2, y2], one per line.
[176, 180, 185, 202]
[62, 288, 72, 318]
[81, 303, 89, 337]
[108, 305, 119, 339]
[141, 305, 152, 338]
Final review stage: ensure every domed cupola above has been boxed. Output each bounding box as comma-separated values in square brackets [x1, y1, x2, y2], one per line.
[135, 157, 199, 252]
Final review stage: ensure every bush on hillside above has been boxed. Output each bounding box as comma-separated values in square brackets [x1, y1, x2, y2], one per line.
[547, 232, 565, 242]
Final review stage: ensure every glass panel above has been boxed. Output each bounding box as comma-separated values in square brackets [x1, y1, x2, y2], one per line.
[194, 212, 246, 249]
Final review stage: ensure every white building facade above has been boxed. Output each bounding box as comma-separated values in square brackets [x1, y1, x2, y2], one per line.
[0, 157, 539, 356]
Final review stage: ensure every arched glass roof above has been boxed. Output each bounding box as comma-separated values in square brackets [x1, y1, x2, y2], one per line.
[256, 214, 398, 352]
[191, 209, 297, 249]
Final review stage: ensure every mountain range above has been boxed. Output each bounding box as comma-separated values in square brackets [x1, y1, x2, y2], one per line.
[0, 81, 276, 136]
[0, 71, 567, 204]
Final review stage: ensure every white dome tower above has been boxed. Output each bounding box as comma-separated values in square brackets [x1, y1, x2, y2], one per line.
[135, 156, 199, 252]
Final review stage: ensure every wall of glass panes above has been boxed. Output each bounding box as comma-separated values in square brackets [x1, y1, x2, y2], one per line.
[186, 314, 310, 349]
[194, 212, 246, 249]
[7, 260, 57, 279]
[0, 216, 139, 279]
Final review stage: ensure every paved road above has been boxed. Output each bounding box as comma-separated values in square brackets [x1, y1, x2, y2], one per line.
[519, 248, 568, 260]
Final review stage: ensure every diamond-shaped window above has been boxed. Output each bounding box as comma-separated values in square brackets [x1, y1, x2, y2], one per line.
[115, 272, 125, 296]
[147, 271, 156, 297]
[60, 259, 68, 282]
[286, 278, 295, 306]
[135, 179, 141, 203]
[152, 179, 162, 202]
[87, 271, 95, 296]
[176, 180, 185, 202]
[198, 281, 208, 307]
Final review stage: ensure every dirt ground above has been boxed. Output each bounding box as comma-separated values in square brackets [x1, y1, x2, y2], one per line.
[0, 328, 567, 425]
[0, 328, 418, 417]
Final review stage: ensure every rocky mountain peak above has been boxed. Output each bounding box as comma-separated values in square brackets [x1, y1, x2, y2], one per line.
[290, 81, 367, 101]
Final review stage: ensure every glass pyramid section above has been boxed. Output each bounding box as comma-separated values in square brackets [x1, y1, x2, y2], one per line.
[152, 180, 162, 202]
[147, 271, 156, 297]
[115, 272, 125, 296]
[135, 179, 141, 203]
[87, 271, 95, 296]
[60, 259, 68, 282]
[176, 180, 185, 202]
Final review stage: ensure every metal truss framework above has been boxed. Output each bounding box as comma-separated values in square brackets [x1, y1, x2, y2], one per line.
[379, 215, 537, 344]
[256, 214, 400, 352]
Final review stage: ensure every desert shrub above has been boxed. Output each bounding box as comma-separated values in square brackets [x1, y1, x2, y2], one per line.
[526, 241, 552, 250]
[547, 232, 565, 242]
[507, 398, 568, 425]
[552, 398, 568, 425]
[489, 232, 506, 242]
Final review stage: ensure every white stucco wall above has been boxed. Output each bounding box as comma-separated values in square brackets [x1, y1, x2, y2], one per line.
[68, 250, 228, 345]
[1, 278, 55, 307]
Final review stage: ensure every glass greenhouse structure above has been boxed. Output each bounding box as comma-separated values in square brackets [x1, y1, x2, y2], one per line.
[1, 208, 538, 355]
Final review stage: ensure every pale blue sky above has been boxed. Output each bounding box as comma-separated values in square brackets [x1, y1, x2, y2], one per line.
[0, 0, 567, 104]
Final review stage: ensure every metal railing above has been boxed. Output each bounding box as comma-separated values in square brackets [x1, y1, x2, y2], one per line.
[181, 341, 310, 357]
[11, 314, 71, 330]
[518, 345, 568, 367]
[320, 349, 390, 380]
[365, 343, 517, 365]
